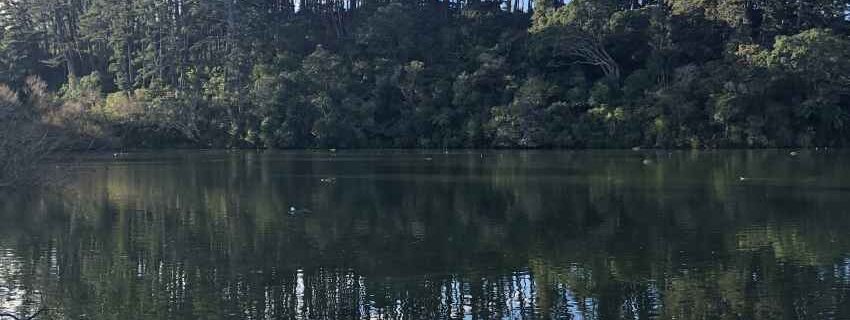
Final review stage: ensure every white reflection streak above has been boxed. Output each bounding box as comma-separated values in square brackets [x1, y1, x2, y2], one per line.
[295, 269, 305, 320]
[179, 264, 187, 304]
[49, 247, 59, 278]
[624, 295, 639, 319]
[505, 272, 535, 319]
[560, 284, 584, 320]
[265, 284, 277, 320]
[394, 299, 404, 319]
[506, 275, 517, 319]
[0, 248, 24, 314]
[647, 281, 662, 316]
[357, 276, 369, 319]
[584, 296, 598, 319]
[521, 273, 535, 310]
[137, 257, 145, 278]
[450, 278, 463, 318]
[462, 281, 473, 320]
[440, 281, 446, 314]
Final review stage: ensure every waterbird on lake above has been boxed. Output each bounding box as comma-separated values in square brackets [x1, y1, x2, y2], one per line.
[289, 206, 313, 215]
[320, 177, 337, 183]
[789, 151, 799, 156]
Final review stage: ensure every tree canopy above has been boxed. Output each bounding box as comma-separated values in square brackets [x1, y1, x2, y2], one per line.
[1, 0, 849, 149]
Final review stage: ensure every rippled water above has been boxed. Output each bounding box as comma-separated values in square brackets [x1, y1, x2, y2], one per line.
[1, 150, 849, 319]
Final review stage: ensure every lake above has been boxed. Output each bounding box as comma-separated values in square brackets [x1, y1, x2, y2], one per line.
[1, 150, 849, 319]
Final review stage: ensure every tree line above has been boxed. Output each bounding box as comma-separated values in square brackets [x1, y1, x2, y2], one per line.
[1, 0, 849, 149]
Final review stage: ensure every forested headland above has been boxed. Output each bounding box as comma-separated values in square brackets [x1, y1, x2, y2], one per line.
[1, 0, 849, 150]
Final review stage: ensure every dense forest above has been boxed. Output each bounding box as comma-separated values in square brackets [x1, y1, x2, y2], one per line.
[0, 0, 849, 150]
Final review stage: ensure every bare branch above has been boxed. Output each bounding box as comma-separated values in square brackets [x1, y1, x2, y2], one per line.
[554, 28, 621, 80]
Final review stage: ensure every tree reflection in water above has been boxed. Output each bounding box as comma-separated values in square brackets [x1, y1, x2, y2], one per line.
[1, 150, 849, 319]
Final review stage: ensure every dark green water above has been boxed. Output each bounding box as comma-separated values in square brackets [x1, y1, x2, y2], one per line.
[1, 150, 849, 319]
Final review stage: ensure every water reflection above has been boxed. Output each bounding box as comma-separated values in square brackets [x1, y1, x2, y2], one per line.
[1, 150, 849, 319]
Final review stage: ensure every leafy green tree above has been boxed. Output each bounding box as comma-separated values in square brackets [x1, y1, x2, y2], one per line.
[490, 77, 556, 147]
[531, 0, 621, 80]
[740, 29, 850, 146]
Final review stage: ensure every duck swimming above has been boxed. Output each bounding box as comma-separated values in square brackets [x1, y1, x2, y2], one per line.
[289, 206, 313, 215]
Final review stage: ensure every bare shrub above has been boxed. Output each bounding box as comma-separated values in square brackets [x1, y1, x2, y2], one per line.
[0, 83, 62, 188]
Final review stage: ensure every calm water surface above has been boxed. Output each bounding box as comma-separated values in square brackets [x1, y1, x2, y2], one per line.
[1, 150, 849, 319]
